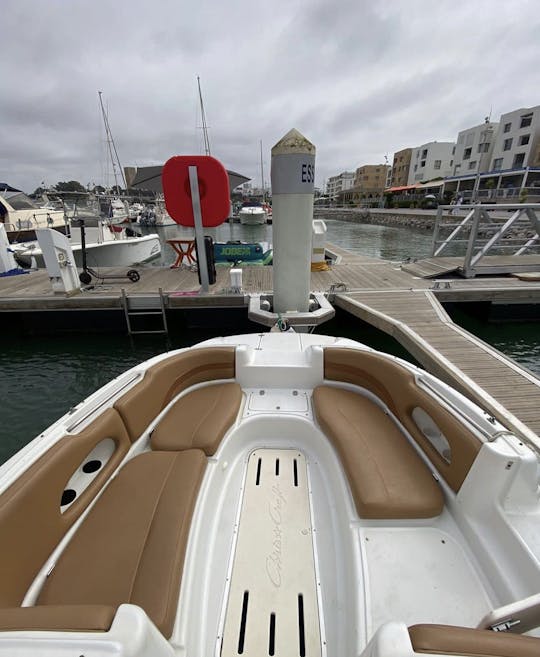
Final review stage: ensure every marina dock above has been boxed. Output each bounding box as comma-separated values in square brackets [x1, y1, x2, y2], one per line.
[2, 243, 540, 445]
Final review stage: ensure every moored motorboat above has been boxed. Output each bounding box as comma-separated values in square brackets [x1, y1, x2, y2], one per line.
[0, 190, 67, 241]
[0, 332, 539, 656]
[12, 221, 161, 269]
[238, 200, 268, 225]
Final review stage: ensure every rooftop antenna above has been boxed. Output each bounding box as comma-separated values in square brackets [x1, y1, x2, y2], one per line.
[197, 76, 211, 156]
[98, 91, 126, 190]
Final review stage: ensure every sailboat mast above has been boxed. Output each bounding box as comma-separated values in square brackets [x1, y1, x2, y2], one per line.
[260, 140, 265, 201]
[98, 91, 127, 190]
[197, 76, 211, 156]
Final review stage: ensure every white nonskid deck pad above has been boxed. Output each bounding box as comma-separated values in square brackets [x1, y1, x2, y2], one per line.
[221, 450, 322, 657]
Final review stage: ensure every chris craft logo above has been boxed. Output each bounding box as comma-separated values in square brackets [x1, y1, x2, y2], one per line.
[265, 483, 286, 587]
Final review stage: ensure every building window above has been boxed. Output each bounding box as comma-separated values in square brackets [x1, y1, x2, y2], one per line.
[421, 149, 428, 159]
[463, 147, 472, 160]
[477, 143, 490, 153]
[468, 161, 477, 170]
[452, 146, 456, 154]
[520, 114, 532, 128]
[450, 160, 453, 166]
[414, 164, 418, 172]
[503, 123, 511, 133]
[503, 138, 513, 151]
[493, 158, 503, 170]
[519, 134, 530, 146]
[420, 160, 426, 168]
[434, 160, 441, 169]
[513, 153, 525, 168]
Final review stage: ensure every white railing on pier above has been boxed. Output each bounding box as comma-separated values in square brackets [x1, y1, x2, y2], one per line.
[431, 204, 540, 277]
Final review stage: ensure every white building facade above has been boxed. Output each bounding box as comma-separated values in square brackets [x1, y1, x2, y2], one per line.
[490, 105, 540, 171]
[407, 142, 455, 185]
[326, 172, 355, 200]
[453, 120, 499, 176]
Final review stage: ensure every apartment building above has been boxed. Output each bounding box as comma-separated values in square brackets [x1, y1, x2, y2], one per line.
[326, 171, 355, 200]
[490, 105, 540, 171]
[407, 142, 455, 185]
[453, 119, 499, 176]
[390, 148, 412, 187]
[354, 164, 391, 196]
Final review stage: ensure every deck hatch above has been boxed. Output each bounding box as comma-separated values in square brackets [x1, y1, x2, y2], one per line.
[220, 449, 322, 657]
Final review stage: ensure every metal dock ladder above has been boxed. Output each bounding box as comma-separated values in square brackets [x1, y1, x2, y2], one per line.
[121, 288, 169, 335]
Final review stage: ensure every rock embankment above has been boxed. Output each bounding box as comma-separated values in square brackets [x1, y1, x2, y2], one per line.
[313, 208, 437, 230]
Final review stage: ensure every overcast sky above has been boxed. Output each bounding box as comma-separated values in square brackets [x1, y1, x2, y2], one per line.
[2, 0, 539, 193]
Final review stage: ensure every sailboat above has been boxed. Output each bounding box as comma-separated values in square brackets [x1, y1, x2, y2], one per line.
[98, 91, 129, 224]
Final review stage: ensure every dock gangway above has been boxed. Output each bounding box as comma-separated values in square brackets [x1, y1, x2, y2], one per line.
[403, 204, 540, 278]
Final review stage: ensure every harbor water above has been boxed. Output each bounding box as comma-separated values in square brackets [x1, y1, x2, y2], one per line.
[1, 219, 539, 464]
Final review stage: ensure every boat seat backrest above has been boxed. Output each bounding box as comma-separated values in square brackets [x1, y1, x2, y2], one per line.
[150, 382, 243, 455]
[113, 346, 236, 442]
[409, 623, 540, 657]
[324, 347, 482, 492]
[0, 408, 131, 608]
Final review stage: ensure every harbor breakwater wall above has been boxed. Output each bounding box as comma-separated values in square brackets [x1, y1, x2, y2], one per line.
[313, 208, 438, 230]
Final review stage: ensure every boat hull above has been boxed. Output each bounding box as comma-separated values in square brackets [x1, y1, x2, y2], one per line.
[15, 234, 161, 269]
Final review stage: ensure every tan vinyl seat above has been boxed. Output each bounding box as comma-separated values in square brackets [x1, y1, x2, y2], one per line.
[409, 624, 540, 657]
[114, 347, 236, 441]
[38, 449, 206, 638]
[151, 382, 242, 455]
[313, 385, 444, 519]
[0, 606, 116, 632]
[0, 408, 131, 613]
[323, 347, 481, 493]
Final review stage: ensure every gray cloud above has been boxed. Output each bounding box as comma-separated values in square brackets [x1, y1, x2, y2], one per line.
[1, 0, 539, 192]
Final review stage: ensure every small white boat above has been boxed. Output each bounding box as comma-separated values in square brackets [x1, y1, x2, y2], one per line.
[12, 221, 161, 269]
[238, 200, 268, 225]
[0, 331, 539, 656]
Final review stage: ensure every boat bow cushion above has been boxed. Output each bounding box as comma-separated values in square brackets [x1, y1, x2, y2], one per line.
[114, 347, 236, 441]
[38, 449, 206, 638]
[409, 623, 540, 656]
[323, 347, 481, 492]
[313, 386, 444, 519]
[151, 382, 242, 455]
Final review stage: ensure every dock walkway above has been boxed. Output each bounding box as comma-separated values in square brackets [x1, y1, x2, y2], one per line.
[2, 245, 540, 445]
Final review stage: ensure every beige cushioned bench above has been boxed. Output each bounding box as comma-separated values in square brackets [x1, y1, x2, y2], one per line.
[0, 408, 131, 611]
[409, 624, 540, 657]
[151, 382, 242, 454]
[313, 386, 444, 519]
[114, 347, 236, 441]
[38, 450, 206, 638]
[324, 348, 482, 493]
